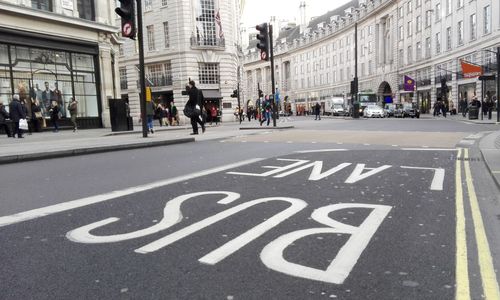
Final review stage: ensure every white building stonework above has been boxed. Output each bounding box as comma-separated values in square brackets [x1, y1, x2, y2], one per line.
[118, 0, 243, 124]
[243, 0, 500, 115]
[0, 0, 120, 128]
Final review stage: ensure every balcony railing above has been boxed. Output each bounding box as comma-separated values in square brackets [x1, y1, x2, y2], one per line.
[418, 79, 431, 86]
[190, 36, 225, 48]
[136, 75, 173, 89]
[434, 74, 452, 83]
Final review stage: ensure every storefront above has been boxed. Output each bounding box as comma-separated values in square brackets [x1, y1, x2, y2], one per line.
[416, 90, 431, 113]
[0, 29, 103, 128]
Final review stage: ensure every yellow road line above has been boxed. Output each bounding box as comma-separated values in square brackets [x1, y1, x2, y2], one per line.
[455, 148, 471, 300]
[464, 149, 500, 300]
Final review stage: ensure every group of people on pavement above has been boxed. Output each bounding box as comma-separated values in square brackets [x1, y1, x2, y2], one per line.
[0, 94, 78, 138]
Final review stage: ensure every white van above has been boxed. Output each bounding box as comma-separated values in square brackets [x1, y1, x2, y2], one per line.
[324, 97, 346, 116]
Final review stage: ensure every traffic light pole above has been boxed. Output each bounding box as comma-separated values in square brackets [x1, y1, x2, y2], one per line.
[237, 82, 242, 124]
[269, 24, 276, 127]
[497, 47, 500, 123]
[136, 0, 148, 137]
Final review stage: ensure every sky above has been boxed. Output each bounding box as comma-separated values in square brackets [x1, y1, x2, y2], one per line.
[241, 0, 352, 30]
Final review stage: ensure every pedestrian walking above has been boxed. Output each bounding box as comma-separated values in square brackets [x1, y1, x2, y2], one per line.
[49, 100, 60, 132]
[210, 105, 218, 125]
[0, 101, 12, 137]
[314, 102, 321, 120]
[185, 80, 205, 135]
[170, 102, 178, 125]
[146, 100, 155, 134]
[31, 99, 42, 132]
[260, 96, 271, 126]
[68, 97, 78, 132]
[156, 102, 165, 127]
[9, 94, 26, 138]
[460, 98, 468, 117]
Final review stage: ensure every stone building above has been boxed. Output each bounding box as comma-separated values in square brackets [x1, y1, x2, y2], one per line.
[243, 0, 500, 115]
[117, 0, 243, 123]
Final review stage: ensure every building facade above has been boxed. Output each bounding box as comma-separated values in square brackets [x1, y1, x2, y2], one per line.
[243, 0, 500, 115]
[117, 0, 243, 123]
[0, 0, 120, 128]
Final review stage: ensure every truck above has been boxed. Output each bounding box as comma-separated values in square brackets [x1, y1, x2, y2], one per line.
[324, 97, 346, 116]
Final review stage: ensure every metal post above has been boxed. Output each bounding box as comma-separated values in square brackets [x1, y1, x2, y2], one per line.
[497, 47, 500, 122]
[481, 78, 484, 120]
[269, 24, 277, 127]
[353, 22, 359, 118]
[136, 0, 148, 137]
[237, 81, 242, 124]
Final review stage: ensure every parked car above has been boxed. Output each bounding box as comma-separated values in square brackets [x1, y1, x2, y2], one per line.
[384, 104, 396, 117]
[332, 104, 346, 116]
[403, 104, 420, 118]
[393, 104, 405, 118]
[364, 105, 385, 118]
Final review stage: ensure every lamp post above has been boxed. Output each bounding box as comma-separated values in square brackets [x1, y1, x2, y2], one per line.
[497, 47, 500, 122]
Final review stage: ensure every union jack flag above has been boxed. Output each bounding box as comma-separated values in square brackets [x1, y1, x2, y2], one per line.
[215, 9, 224, 39]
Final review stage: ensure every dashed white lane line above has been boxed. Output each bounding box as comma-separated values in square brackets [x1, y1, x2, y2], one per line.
[401, 148, 457, 151]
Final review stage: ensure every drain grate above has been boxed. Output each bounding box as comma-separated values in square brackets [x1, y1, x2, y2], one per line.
[456, 157, 482, 162]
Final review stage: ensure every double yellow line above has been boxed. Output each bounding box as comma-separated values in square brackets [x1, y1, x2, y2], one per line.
[455, 148, 500, 300]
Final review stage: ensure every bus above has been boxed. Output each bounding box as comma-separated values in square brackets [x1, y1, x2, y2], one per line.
[357, 93, 377, 116]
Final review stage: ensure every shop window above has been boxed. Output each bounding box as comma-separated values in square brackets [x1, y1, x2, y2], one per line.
[199, 63, 219, 84]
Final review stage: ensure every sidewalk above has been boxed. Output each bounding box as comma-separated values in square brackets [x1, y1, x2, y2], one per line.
[479, 130, 500, 189]
[0, 123, 238, 164]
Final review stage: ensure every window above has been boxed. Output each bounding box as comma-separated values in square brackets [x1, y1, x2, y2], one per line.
[416, 0, 421, 7]
[407, 1, 412, 13]
[446, 0, 451, 15]
[416, 16, 422, 32]
[346, 50, 350, 62]
[484, 5, 491, 35]
[147, 25, 156, 51]
[425, 10, 432, 27]
[368, 25, 373, 35]
[368, 41, 373, 53]
[31, 0, 52, 11]
[457, 21, 463, 45]
[457, 0, 463, 9]
[470, 14, 476, 40]
[162, 0, 168, 6]
[196, 0, 217, 45]
[416, 42, 422, 60]
[446, 27, 452, 50]
[145, 0, 152, 11]
[118, 45, 124, 56]
[407, 46, 413, 64]
[398, 7, 404, 18]
[163, 22, 170, 48]
[119, 67, 127, 90]
[399, 49, 404, 65]
[436, 32, 441, 54]
[147, 64, 163, 85]
[407, 21, 413, 37]
[399, 26, 404, 40]
[199, 63, 219, 84]
[425, 37, 431, 58]
[368, 60, 373, 75]
[435, 3, 441, 21]
[77, 0, 95, 21]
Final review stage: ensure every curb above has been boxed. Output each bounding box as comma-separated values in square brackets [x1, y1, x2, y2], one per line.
[479, 149, 500, 190]
[0, 138, 194, 165]
[239, 126, 295, 130]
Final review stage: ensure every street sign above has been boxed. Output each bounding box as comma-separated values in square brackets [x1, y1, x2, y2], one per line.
[478, 75, 496, 81]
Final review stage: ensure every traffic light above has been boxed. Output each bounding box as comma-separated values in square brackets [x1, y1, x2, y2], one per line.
[256, 23, 269, 61]
[230, 89, 238, 98]
[350, 79, 358, 95]
[258, 89, 264, 98]
[115, 0, 136, 40]
[440, 78, 448, 100]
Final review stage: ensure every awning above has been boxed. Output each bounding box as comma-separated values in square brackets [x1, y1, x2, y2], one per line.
[202, 89, 223, 99]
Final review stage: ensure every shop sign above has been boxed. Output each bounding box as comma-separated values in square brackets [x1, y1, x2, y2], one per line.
[460, 60, 482, 78]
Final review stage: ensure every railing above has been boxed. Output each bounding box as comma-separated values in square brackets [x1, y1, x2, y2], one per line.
[190, 36, 225, 48]
[434, 74, 452, 83]
[418, 79, 431, 86]
[136, 75, 173, 89]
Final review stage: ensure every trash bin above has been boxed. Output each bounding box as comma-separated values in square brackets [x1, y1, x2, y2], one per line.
[109, 98, 130, 131]
[468, 106, 479, 120]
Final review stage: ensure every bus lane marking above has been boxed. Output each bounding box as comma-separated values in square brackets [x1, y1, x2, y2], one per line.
[400, 166, 445, 191]
[0, 158, 264, 228]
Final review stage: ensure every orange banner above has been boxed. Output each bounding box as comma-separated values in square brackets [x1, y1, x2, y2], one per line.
[460, 60, 483, 78]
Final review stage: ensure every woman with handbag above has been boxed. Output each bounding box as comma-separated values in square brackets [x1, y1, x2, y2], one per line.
[31, 99, 42, 132]
[9, 94, 26, 138]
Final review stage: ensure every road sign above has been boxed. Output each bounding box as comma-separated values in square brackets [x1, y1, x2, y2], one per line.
[260, 51, 267, 61]
[122, 22, 133, 36]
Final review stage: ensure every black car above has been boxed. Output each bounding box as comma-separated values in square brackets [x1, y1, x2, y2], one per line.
[403, 104, 420, 118]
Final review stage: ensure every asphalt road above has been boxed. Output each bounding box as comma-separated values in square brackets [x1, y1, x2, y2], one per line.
[0, 117, 499, 299]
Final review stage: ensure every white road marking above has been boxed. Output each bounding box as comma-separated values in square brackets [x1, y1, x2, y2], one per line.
[227, 159, 309, 177]
[294, 149, 348, 153]
[274, 162, 352, 181]
[345, 164, 392, 184]
[401, 148, 457, 151]
[260, 203, 392, 284]
[400, 166, 445, 191]
[0, 158, 264, 228]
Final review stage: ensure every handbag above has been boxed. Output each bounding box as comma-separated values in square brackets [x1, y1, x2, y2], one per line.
[183, 106, 201, 118]
[19, 118, 28, 130]
[34, 111, 43, 119]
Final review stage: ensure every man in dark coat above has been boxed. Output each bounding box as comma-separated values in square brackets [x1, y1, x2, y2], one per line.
[186, 80, 205, 135]
[314, 102, 321, 120]
[0, 101, 12, 137]
[9, 94, 26, 138]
